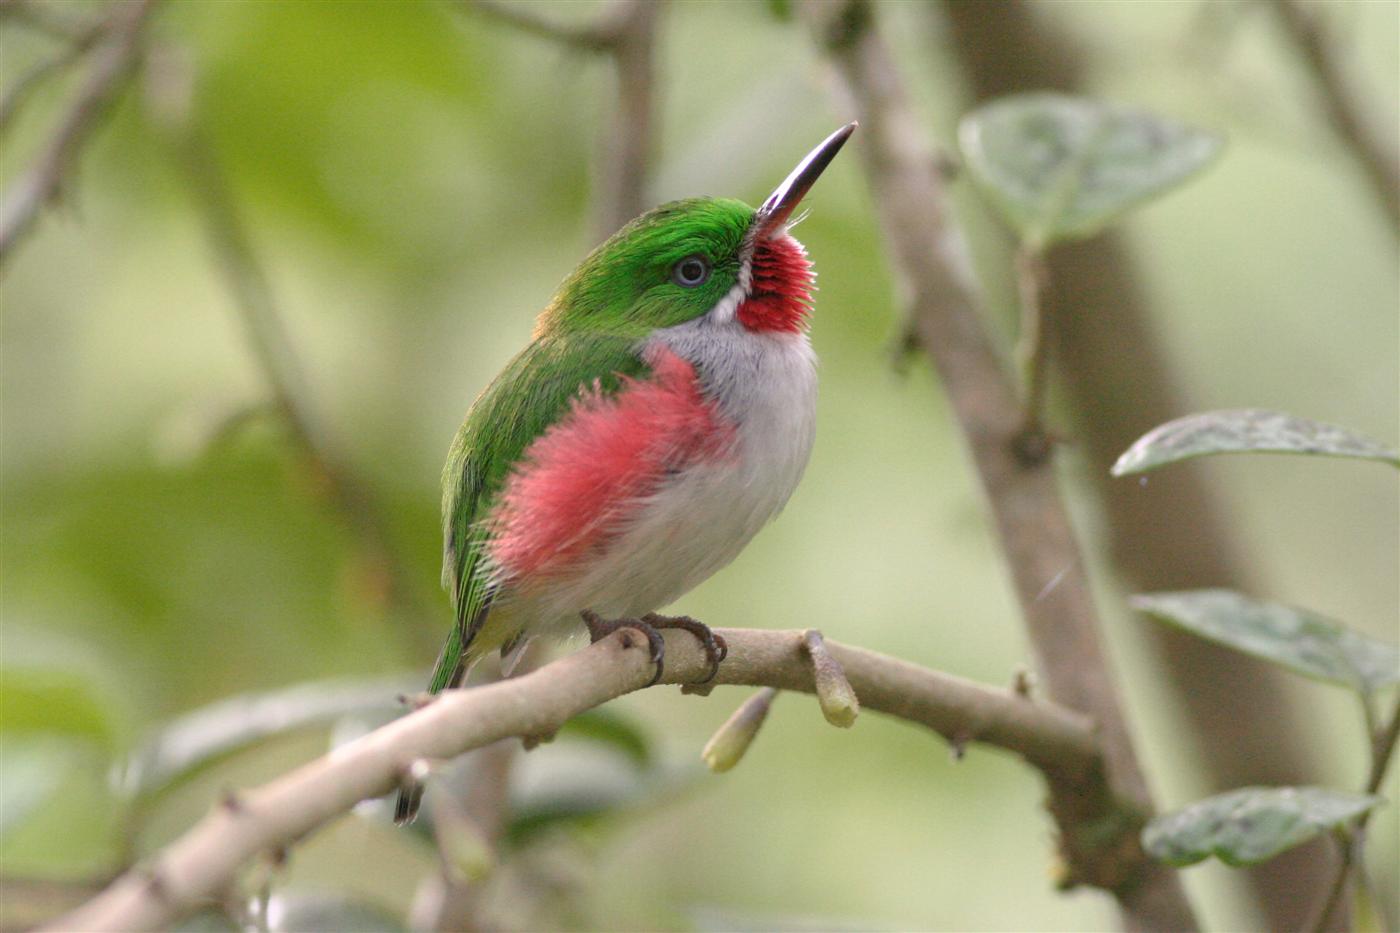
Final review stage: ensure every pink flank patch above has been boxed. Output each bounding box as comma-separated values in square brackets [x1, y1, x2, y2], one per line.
[489, 348, 735, 580]
[737, 235, 815, 334]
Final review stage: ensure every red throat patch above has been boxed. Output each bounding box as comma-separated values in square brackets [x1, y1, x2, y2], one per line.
[737, 235, 814, 334]
[488, 349, 736, 581]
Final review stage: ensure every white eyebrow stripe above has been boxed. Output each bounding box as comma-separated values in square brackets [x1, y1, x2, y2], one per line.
[706, 250, 752, 326]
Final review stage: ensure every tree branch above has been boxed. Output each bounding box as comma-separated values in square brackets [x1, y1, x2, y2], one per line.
[460, 0, 659, 241]
[1311, 691, 1400, 932]
[48, 627, 1102, 932]
[0, 5, 110, 136]
[0, 0, 157, 270]
[1268, 0, 1400, 237]
[801, 1, 1197, 927]
[937, 3, 1334, 927]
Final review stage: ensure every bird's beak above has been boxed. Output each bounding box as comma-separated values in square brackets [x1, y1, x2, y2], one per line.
[754, 122, 857, 240]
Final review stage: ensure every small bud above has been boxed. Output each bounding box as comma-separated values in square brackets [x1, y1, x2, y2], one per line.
[1012, 666, 1035, 698]
[802, 630, 859, 728]
[702, 688, 778, 773]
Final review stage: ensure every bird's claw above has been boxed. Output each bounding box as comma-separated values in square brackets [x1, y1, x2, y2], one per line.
[580, 610, 726, 686]
[642, 613, 727, 683]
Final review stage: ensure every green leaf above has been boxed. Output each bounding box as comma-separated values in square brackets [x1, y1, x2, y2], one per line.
[1144, 786, 1383, 867]
[1131, 590, 1399, 692]
[117, 675, 414, 801]
[555, 707, 653, 768]
[1112, 409, 1400, 475]
[0, 737, 81, 836]
[958, 93, 1222, 245]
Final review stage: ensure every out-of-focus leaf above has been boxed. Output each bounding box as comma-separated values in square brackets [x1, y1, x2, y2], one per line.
[1143, 786, 1383, 867]
[1112, 409, 1400, 475]
[266, 893, 406, 932]
[958, 93, 1222, 245]
[117, 675, 414, 801]
[555, 707, 652, 768]
[2, 627, 128, 749]
[690, 906, 892, 932]
[0, 738, 80, 836]
[1131, 590, 1400, 692]
[173, 909, 241, 932]
[1, 668, 115, 746]
[504, 740, 698, 848]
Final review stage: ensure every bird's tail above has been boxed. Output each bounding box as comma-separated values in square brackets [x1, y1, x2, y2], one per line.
[393, 625, 468, 826]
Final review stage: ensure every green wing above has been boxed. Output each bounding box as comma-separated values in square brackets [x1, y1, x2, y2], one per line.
[428, 331, 650, 694]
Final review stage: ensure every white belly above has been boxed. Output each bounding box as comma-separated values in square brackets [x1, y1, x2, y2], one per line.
[509, 322, 817, 630]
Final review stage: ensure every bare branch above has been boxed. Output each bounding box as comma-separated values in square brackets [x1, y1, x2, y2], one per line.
[1311, 692, 1400, 931]
[937, 2, 1333, 926]
[462, 0, 625, 51]
[0, 6, 110, 136]
[459, 0, 659, 241]
[800, 1, 1197, 926]
[0, 0, 158, 269]
[48, 627, 1103, 932]
[1268, 0, 1400, 237]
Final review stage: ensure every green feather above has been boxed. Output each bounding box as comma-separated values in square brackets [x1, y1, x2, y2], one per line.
[431, 332, 650, 691]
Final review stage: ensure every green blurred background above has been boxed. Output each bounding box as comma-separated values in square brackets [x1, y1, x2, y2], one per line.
[2, 1, 1396, 930]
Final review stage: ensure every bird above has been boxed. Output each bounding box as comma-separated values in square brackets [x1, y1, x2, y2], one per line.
[395, 123, 856, 824]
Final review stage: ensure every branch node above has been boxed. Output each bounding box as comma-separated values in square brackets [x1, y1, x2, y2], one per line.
[702, 687, 779, 773]
[1011, 427, 1053, 467]
[1012, 666, 1036, 699]
[680, 681, 715, 697]
[140, 866, 170, 901]
[800, 629, 860, 727]
[397, 691, 438, 711]
[949, 730, 971, 761]
[521, 729, 558, 751]
[217, 787, 245, 814]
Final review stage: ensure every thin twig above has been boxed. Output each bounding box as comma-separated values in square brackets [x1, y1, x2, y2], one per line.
[1311, 692, 1400, 932]
[801, 1, 1197, 927]
[462, 0, 625, 51]
[48, 626, 1103, 932]
[1013, 244, 1051, 457]
[938, 2, 1332, 926]
[1268, 0, 1400, 237]
[0, 0, 158, 270]
[460, 0, 658, 241]
[0, 6, 110, 136]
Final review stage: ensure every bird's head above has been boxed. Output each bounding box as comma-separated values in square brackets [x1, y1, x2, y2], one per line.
[537, 124, 856, 340]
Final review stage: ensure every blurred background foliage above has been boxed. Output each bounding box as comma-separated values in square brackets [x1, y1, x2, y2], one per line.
[1, 1, 1396, 930]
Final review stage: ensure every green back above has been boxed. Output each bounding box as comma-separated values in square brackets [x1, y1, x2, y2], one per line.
[432, 333, 647, 691]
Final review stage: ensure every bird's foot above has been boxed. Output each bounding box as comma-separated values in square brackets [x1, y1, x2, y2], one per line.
[582, 610, 666, 686]
[580, 611, 728, 686]
[641, 613, 727, 683]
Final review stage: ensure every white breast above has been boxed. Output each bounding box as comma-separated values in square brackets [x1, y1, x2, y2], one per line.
[519, 316, 818, 626]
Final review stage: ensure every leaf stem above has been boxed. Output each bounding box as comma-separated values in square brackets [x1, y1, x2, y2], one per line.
[1310, 690, 1400, 932]
[1014, 243, 1051, 460]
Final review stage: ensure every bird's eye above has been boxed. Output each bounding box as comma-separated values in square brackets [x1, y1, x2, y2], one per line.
[671, 255, 711, 288]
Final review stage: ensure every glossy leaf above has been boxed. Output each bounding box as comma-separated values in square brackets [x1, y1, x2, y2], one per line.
[117, 675, 414, 801]
[1132, 590, 1400, 692]
[958, 93, 1222, 245]
[1113, 409, 1400, 475]
[1144, 786, 1383, 867]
